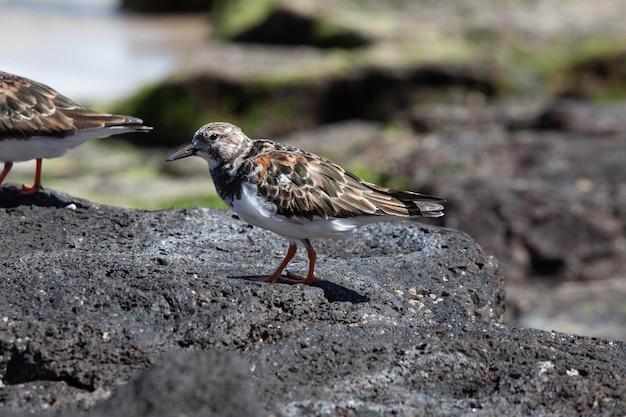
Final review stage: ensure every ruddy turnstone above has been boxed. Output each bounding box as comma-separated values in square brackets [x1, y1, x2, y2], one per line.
[167, 122, 445, 285]
[0, 70, 152, 195]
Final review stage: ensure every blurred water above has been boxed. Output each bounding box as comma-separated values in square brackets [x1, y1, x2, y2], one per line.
[1, 0, 209, 104]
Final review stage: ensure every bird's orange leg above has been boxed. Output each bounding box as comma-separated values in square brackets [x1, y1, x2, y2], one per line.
[0, 162, 13, 190]
[295, 241, 320, 285]
[264, 242, 298, 283]
[19, 158, 43, 195]
[281, 239, 320, 285]
[263, 240, 320, 285]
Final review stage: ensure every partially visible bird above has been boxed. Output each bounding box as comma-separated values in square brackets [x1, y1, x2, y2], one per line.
[0, 70, 152, 195]
[167, 122, 445, 285]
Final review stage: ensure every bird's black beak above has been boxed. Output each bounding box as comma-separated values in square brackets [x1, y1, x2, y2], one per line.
[166, 144, 198, 161]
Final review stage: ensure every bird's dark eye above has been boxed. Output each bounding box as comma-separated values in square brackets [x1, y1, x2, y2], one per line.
[208, 133, 219, 141]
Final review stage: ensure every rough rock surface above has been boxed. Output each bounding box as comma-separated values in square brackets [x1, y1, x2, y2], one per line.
[0, 191, 624, 416]
[88, 350, 260, 417]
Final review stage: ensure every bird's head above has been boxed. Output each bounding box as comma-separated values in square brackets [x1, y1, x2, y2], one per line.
[166, 122, 252, 168]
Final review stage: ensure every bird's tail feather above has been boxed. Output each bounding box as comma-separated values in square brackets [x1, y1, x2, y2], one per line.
[364, 182, 445, 218]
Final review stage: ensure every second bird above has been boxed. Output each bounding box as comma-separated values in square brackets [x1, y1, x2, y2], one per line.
[0, 70, 152, 195]
[167, 122, 445, 285]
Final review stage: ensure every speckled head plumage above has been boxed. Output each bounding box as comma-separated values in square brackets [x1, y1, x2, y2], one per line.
[167, 121, 445, 285]
[166, 122, 253, 168]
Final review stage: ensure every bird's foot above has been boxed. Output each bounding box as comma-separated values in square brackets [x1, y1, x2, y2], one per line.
[13, 184, 41, 195]
[262, 271, 320, 285]
[0, 183, 41, 195]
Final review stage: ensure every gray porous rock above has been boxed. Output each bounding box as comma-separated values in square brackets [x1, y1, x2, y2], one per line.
[87, 350, 259, 417]
[0, 190, 624, 417]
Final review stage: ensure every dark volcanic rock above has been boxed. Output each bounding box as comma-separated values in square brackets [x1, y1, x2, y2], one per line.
[120, 0, 214, 13]
[0, 191, 624, 416]
[222, 3, 371, 49]
[88, 350, 259, 417]
[248, 323, 625, 417]
[556, 51, 626, 100]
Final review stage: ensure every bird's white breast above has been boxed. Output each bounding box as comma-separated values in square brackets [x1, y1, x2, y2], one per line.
[230, 182, 364, 240]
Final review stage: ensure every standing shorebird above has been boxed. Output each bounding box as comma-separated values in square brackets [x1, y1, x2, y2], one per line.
[167, 122, 445, 285]
[0, 70, 152, 195]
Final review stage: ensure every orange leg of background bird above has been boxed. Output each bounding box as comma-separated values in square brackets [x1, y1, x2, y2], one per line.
[19, 158, 43, 195]
[0, 162, 13, 189]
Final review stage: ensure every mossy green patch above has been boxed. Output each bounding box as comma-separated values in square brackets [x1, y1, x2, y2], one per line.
[343, 162, 379, 185]
[581, 299, 604, 313]
[214, 0, 279, 39]
[342, 162, 411, 191]
[496, 35, 626, 98]
[432, 162, 466, 177]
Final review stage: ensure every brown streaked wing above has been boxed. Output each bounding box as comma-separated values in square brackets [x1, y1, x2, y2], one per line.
[0, 71, 147, 140]
[239, 145, 417, 220]
[0, 71, 77, 139]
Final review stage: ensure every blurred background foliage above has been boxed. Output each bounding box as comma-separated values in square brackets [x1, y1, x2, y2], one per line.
[117, 0, 626, 148]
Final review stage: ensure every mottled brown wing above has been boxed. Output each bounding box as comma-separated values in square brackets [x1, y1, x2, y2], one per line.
[240, 143, 444, 220]
[358, 180, 445, 217]
[0, 71, 148, 140]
